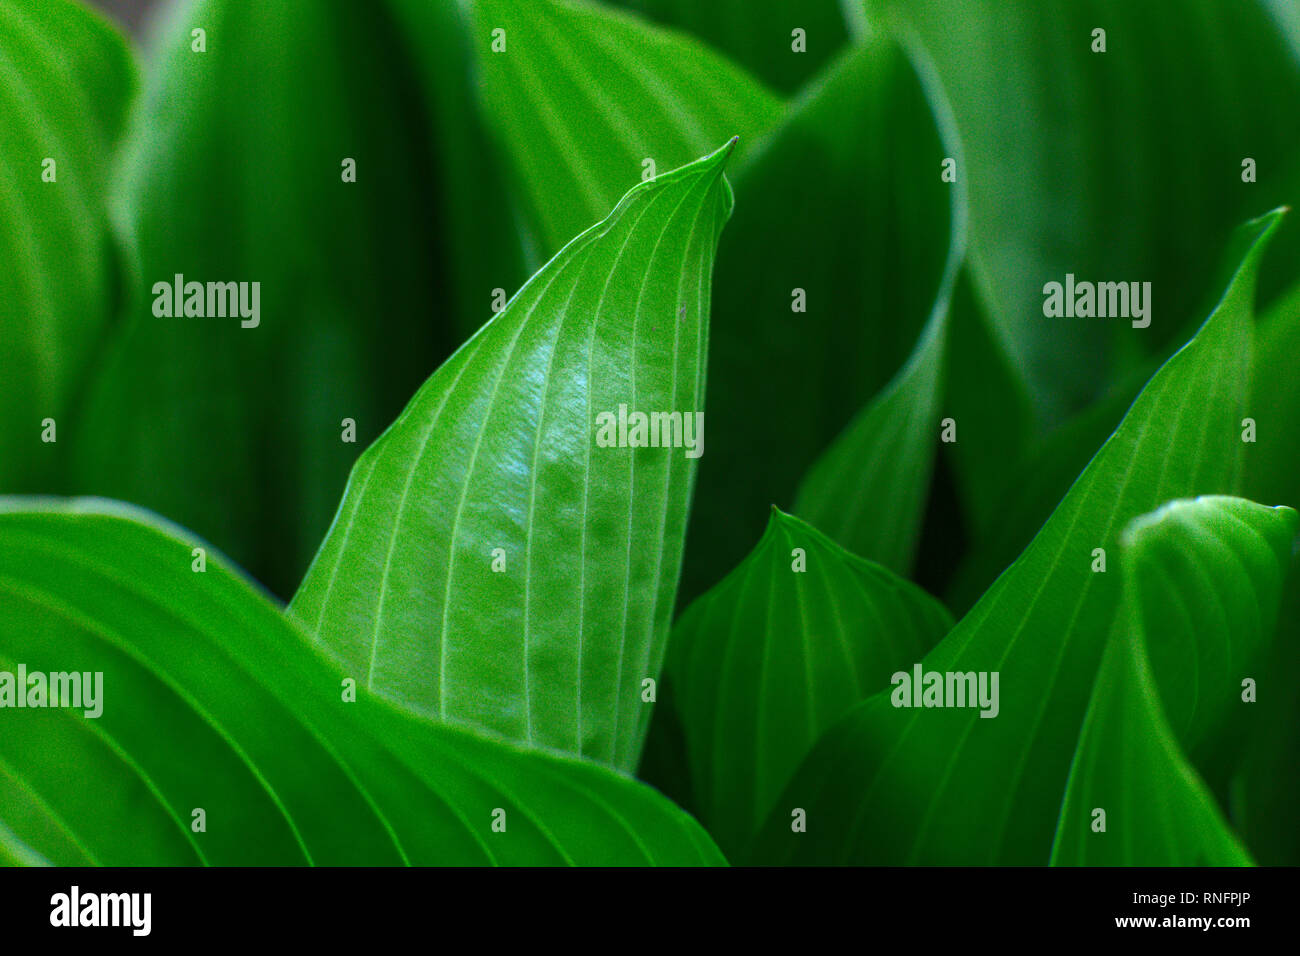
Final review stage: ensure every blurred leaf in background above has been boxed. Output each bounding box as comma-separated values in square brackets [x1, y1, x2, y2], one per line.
[866, 0, 1300, 422]
[685, 35, 958, 597]
[0, 0, 136, 492]
[68, 0, 468, 598]
[604, 0, 851, 94]
[448, 0, 784, 256]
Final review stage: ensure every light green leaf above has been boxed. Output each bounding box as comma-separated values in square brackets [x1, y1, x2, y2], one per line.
[291, 144, 737, 772]
[69, 0, 456, 598]
[866, 0, 1300, 421]
[1051, 496, 1296, 865]
[603, 0, 851, 94]
[669, 507, 951, 858]
[1264, 0, 1300, 63]
[0, 0, 136, 491]
[748, 209, 1281, 865]
[0, 500, 723, 866]
[460, 0, 783, 259]
[0, 820, 50, 867]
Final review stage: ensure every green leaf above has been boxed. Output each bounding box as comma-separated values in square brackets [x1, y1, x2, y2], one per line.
[946, 206, 1296, 613]
[68, 0, 456, 598]
[682, 35, 960, 595]
[291, 144, 737, 772]
[383, 0, 533, 338]
[1232, 550, 1300, 864]
[865, 0, 1300, 420]
[778, 41, 978, 576]
[0, 500, 724, 866]
[786, 35, 972, 577]
[942, 269, 1037, 539]
[935, 206, 1289, 613]
[944, 376, 1137, 613]
[1050, 496, 1296, 865]
[748, 209, 1282, 865]
[791, 293, 947, 574]
[0, 819, 50, 867]
[460, 0, 783, 259]
[1264, 0, 1300, 63]
[603, 0, 851, 94]
[0, 0, 136, 491]
[669, 507, 952, 858]
[1243, 276, 1300, 511]
[631, 672, 696, 815]
[1233, 276, 1300, 864]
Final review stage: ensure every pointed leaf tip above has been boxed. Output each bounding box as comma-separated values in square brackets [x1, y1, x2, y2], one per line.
[292, 128, 737, 771]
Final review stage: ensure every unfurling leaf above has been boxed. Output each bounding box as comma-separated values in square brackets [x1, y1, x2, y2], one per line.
[292, 144, 738, 771]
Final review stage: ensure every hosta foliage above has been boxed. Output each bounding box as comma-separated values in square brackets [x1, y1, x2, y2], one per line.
[747, 212, 1285, 865]
[1, 0, 1299, 867]
[292, 144, 736, 772]
[70, 0, 456, 598]
[668, 508, 951, 858]
[0, 0, 135, 492]
[865, 0, 1300, 420]
[1051, 496, 1296, 866]
[0, 500, 722, 866]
